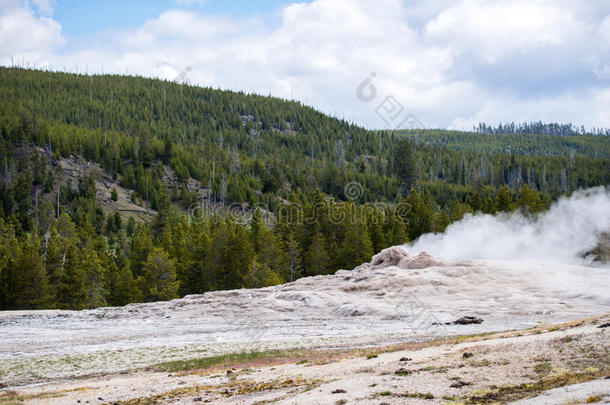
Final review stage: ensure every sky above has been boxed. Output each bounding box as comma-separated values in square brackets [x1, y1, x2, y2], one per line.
[1, 0, 610, 130]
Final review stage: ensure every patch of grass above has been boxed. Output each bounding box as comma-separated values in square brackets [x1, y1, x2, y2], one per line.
[154, 350, 297, 372]
[336, 400, 348, 405]
[458, 367, 607, 404]
[394, 368, 412, 376]
[373, 391, 434, 400]
[154, 346, 385, 376]
[115, 377, 321, 404]
[426, 366, 449, 373]
[0, 391, 20, 405]
[533, 362, 552, 375]
[404, 391, 434, 399]
[587, 395, 602, 403]
[0, 387, 90, 404]
[454, 331, 498, 340]
[300, 381, 322, 393]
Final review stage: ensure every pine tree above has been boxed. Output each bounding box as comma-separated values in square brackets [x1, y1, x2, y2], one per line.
[130, 227, 153, 278]
[81, 247, 107, 309]
[243, 260, 283, 288]
[482, 196, 496, 214]
[0, 220, 17, 309]
[466, 192, 482, 212]
[13, 233, 51, 309]
[139, 247, 179, 302]
[496, 185, 514, 212]
[384, 208, 408, 246]
[286, 233, 302, 282]
[55, 244, 88, 309]
[393, 140, 417, 192]
[517, 185, 545, 213]
[207, 221, 254, 290]
[366, 209, 386, 254]
[306, 224, 329, 276]
[107, 261, 141, 306]
[250, 210, 288, 280]
[181, 221, 211, 294]
[126, 216, 136, 236]
[338, 223, 374, 270]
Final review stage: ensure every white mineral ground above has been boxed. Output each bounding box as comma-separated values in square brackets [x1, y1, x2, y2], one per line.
[1, 246, 609, 389]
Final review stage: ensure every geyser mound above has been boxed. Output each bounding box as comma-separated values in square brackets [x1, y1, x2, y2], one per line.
[369, 246, 444, 269]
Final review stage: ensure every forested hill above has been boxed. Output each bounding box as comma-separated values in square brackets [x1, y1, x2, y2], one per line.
[0, 66, 608, 311]
[1, 66, 608, 206]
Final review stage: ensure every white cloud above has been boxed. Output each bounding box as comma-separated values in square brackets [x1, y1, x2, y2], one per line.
[425, 0, 582, 63]
[1, 0, 610, 129]
[0, 0, 64, 65]
[601, 15, 610, 48]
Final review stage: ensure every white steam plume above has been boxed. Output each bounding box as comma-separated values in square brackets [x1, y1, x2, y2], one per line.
[407, 187, 610, 265]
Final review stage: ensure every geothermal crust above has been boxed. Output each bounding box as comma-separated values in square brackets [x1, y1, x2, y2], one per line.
[1, 247, 608, 386]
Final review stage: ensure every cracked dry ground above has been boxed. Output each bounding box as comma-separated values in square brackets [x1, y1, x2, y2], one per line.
[1, 315, 609, 405]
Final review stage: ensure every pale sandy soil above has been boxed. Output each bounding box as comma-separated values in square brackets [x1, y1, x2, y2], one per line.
[2, 315, 608, 405]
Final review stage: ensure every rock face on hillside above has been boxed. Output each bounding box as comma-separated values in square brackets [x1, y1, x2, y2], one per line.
[1, 248, 608, 386]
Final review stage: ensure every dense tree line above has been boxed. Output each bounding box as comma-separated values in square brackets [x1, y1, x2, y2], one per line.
[0, 180, 547, 310]
[474, 121, 610, 137]
[0, 67, 607, 310]
[403, 129, 609, 159]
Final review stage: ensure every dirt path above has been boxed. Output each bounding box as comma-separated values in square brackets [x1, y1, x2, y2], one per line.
[3, 315, 608, 405]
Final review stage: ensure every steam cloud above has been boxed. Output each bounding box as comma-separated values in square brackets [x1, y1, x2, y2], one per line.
[408, 187, 610, 265]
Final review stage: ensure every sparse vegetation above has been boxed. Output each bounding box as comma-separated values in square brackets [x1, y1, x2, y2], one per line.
[534, 362, 552, 375]
[457, 367, 608, 404]
[0, 387, 90, 404]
